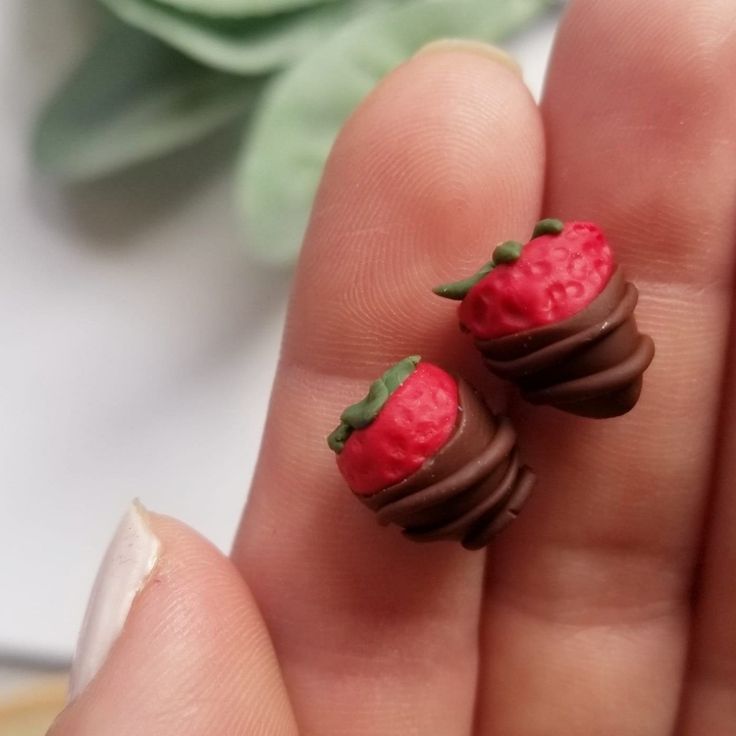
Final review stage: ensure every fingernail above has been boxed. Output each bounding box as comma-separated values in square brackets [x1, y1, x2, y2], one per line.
[68, 500, 160, 700]
[414, 39, 522, 78]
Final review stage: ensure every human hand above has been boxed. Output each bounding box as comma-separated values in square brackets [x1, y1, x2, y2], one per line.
[49, 1, 736, 733]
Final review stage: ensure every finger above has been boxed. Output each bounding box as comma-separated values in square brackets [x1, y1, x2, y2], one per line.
[231, 46, 544, 735]
[475, 1, 736, 734]
[678, 304, 736, 734]
[50, 506, 298, 736]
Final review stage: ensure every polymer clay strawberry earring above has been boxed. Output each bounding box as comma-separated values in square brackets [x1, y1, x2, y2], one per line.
[434, 218, 655, 417]
[327, 356, 535, 550]
[326, 220, 654, 547]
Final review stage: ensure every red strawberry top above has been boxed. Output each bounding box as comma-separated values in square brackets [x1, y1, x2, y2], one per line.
[435, 219, 614, 340]
[327, 357, 459, 496]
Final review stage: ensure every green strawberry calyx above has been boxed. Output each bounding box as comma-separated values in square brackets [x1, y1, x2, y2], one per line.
[432, 240, 522, 300]
[531, 218, 564, 238]
[432, 218, 564, 301]
[327, 355, 421, 454]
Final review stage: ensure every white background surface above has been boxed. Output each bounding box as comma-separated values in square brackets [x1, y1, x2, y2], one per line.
[1, 1, 559, 662]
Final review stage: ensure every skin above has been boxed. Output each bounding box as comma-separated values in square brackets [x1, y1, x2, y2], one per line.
[50, 1, 736, 734]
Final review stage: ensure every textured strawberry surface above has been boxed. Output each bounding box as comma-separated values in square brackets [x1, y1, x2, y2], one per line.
[338, 362, 459, 495]
[460, 221, 614, 339]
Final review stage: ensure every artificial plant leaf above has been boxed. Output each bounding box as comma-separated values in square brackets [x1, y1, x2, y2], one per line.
[101, 0, 389, 74]
[236, 0, 552, 264]
[154, 0, 342, 17]
[34, 19, 263, 181]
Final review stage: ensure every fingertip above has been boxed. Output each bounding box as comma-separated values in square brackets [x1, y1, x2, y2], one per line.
[289, 42, 544, 376]
[51, 512, 297, 736]
[413, 38, 523, 78]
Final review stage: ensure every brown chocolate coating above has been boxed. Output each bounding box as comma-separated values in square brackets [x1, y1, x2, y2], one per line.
[477, 268, 655, 418]
[359, 381, 535, 550]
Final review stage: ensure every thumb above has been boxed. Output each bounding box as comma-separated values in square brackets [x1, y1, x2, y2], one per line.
[49, 503, 298, 736]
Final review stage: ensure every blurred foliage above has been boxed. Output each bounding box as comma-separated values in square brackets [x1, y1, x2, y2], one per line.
[34, 20, 263, 180]
[99, 0, 395, 73]
[35, 0, 553, 264]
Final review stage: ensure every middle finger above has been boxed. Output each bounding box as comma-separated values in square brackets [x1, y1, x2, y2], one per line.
[476, 0, 736, 733]
[232, 48, 544, 735]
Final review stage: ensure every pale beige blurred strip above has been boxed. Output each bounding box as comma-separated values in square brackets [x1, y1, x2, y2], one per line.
[0, 676, 67, 736]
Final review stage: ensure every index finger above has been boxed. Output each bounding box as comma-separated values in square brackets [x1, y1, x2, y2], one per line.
[231, 46, 543, 734]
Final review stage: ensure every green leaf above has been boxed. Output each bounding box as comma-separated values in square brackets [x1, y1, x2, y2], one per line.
[101, 0, 390, 74]
[33, 20, 264, 181]
[154, 0, 342, 17]
[236, 0, 552, 265]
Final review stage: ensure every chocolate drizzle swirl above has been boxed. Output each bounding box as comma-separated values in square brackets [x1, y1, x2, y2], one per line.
[359, 381, 535, 550]
[477, 268, 655, 418]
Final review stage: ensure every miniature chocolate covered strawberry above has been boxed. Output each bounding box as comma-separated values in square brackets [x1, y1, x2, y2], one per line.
[434, 219, 655, 418]
[327, 356, 535, 549]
